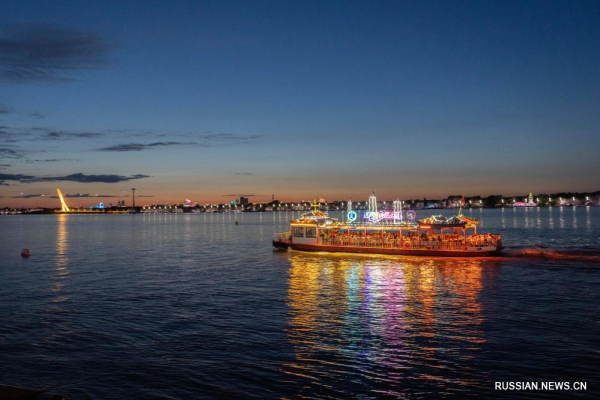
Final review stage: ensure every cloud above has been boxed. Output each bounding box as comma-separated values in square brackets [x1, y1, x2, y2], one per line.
[43, 130, 103, 140]
[97, 141, 196, 152]
[0, 25, 112, 83]
[0, 106, 44, 119]
[99, 134, 261, 151]
[11, 193, 45, 198]
[200, 133, 261, 147]
[136, 195, 155, 198]
[28, 158, 80, 163]
[223, 194, 259, 197]
[50, 173, 150, 183]
[0, 124, 261, 152]
[0, 172, 150, 185]
[0, 147, 24, 159]
[0, 126, 104, 145]
[0, 163, 10, 169]
[63, 193, 118, 198]
[0, 127, 30, 144]
[230, 172, 255, 176]
[203, 133, 260, 141]
[0, 173, 31, 185]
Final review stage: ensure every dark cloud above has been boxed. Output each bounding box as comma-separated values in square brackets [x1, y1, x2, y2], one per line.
[0, 135, 25, 144]
[230, 172, 255, 176]
[0, 172, 31, 185]
[136, 195, 155, 198]
[0, 147, 24, 159]
[0, 163, 10, 169]
[0, 126, 103, 145]
[0, 25, 112, 83]
[0, 124, 260, 153]
[106, 128, 153, 137]
[11, 193, 46, 198]
[0, 106, 44, 119]
[97, 141, 196, 152]
[99, 134, 260, 151]
[204, 133, 260, 141]
[28, 112, 44, 119]
[43, 130, 103, 140]
[50, 173, 150, 183]
[28, 158, 80, 163]
[63, 193, 118, 198]
[0, 172, 150, 185]
[195, 133, 261, 148]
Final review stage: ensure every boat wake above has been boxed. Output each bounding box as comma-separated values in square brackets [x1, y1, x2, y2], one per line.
[505, 248, 600, 262]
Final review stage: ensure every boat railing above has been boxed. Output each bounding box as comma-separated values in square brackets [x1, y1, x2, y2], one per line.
[320, 233, 501, 250]
[275, 232, 291, 242]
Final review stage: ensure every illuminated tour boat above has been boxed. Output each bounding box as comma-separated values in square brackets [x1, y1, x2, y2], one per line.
[273, 194, 503, 257]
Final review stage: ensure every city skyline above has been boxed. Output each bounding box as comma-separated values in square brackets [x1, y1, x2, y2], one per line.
[3, 187, 598, 210]
[2, 0, 600, 207]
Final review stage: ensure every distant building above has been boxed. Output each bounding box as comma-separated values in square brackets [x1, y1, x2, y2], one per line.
[240, 197, 249, 206]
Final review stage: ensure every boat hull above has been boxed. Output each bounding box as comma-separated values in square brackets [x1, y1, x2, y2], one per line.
[288, 243, 502, 257]
[272, 240, 291, 250]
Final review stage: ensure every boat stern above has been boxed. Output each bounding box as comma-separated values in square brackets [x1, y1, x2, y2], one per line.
[273, 232, 292, 250]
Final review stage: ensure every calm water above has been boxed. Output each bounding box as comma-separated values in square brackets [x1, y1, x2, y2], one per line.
[0, 208, 599, 399]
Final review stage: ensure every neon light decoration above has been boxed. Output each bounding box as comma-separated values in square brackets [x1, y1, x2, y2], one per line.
[347, 211, 357, 222]
[368, 194, 377, 213]
[363, 211, 402, 223]
[346, 194, 416, 224]
[393, 200, 402, 224]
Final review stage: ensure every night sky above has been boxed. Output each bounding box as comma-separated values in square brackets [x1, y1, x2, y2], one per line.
[1, 0, 599, 207]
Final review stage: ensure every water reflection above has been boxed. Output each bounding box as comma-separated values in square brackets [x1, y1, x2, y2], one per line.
[53, 214, 69, 303]
[559, 207, 565, 229]
[284, 253, 494, 396]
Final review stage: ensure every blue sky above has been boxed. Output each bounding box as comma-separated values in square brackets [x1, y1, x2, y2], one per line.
[1, 0, 599, 206]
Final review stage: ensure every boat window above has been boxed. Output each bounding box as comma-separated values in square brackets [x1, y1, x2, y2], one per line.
[306, 227, 317, 238]
[293, 227, 304, 237]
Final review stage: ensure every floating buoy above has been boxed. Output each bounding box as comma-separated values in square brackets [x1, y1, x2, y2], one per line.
[21, 248, 30, 257]
[235, 220, 239, 225]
